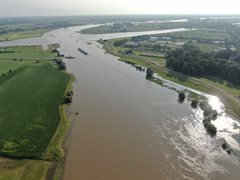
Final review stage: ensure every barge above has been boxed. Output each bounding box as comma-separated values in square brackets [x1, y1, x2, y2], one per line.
[78, 48, 88, 55]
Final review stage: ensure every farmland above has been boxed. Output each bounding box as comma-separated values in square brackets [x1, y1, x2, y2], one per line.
[0, 29, 50, 41]
[163, 29, 230, 40]
[0, 45, 57, 59]
[0, 46, 71, 179]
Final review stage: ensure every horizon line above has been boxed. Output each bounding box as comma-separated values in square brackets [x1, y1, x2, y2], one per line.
[1, 13, 240, 19]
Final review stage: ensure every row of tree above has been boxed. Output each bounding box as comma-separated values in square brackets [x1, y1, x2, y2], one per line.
[166, 44, 240, 86]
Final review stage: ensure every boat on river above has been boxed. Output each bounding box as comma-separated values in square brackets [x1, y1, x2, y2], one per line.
[78, 47, 88, 55]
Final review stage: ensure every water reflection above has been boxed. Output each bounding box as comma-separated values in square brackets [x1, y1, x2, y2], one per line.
[208, 96, 224, 113]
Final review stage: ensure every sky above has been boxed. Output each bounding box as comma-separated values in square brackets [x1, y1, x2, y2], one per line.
[1, 0, 240, 17]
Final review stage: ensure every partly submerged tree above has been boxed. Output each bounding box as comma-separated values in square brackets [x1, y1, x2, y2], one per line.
[146, 68, 154, 79]
[191, 99, 198, 108]
[178, 91, 186, 102]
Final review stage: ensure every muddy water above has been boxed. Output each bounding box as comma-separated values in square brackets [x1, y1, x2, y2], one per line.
[1, 26, 239, 180]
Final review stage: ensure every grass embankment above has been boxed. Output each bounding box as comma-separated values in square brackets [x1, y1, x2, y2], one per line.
[103, 41, 240, 119]
[81, 22, 189, 34]
[0, 29, 50, 41]
[0, 46, 72, 179]
[0, 158, 51, 180]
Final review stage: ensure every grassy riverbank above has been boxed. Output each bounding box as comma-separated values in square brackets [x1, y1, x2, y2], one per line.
[103, 41, 240, 119]
[0, 158, 51, 180]
[0, 46, 72, 179]
[81, 22, 189, 34]
[0, 29, 51, 41]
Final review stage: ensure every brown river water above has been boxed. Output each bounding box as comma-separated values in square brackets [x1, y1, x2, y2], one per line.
[0, 25, 239, 180]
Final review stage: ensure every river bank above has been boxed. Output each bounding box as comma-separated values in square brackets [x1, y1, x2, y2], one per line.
[102, 41, 240, 120]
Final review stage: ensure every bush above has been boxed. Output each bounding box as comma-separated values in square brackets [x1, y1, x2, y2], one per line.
[199, 100, 218, 119]
[178, 92, 186, 102]
[200, 100, 210, 110]
[146, 68, 154, 79]
[55, 60, 66, 70]
[212, 110, 218, 120]
[191, 100, 198, 108]
[203, 120, 217, 135]
[222, 143, 227, 149]
[135, 65, 144, 71]
[124, 60, 135, 66]
[123, 49, 133, 54]
[62, 97, 72, 104]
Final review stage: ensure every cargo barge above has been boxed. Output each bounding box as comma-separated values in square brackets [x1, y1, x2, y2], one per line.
[78, 48, 88, 55]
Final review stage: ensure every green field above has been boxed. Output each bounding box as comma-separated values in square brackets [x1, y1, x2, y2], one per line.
[0, 60, 31, 75]
[0, 45, 57, 60]
[0, 29, 50, 41]
[162, 29, 230, 40]
[0, 45, 71, 179]
[0, 158, 51, 180]
[193, 42, 224, 52]
[81, 22, 188, 34]
[0, 61, 69, 158]
[200, 77, 240, 97]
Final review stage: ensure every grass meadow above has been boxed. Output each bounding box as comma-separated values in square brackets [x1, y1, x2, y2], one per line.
[0, 45, 71, 179]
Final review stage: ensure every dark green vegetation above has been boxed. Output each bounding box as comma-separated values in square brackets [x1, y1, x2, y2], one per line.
[146, 68, 154, 79]
[203, 118, 217, 135]
[191, 100, 199, 108]
[166, 44, 240, 86]
[199, 101, 218, 135]
[0, 45, 71, 179]
[178, 92, 186, 102]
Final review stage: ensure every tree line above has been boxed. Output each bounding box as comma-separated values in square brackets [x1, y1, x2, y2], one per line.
[166, 44, 240, 86]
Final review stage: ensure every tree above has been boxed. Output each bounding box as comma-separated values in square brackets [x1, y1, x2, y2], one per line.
[178, 92, 186, 102]
[146, 68, 154, 79]
[191, 100, 198, 108]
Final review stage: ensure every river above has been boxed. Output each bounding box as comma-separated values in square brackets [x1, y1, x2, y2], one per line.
[0, 25, 239, 180]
